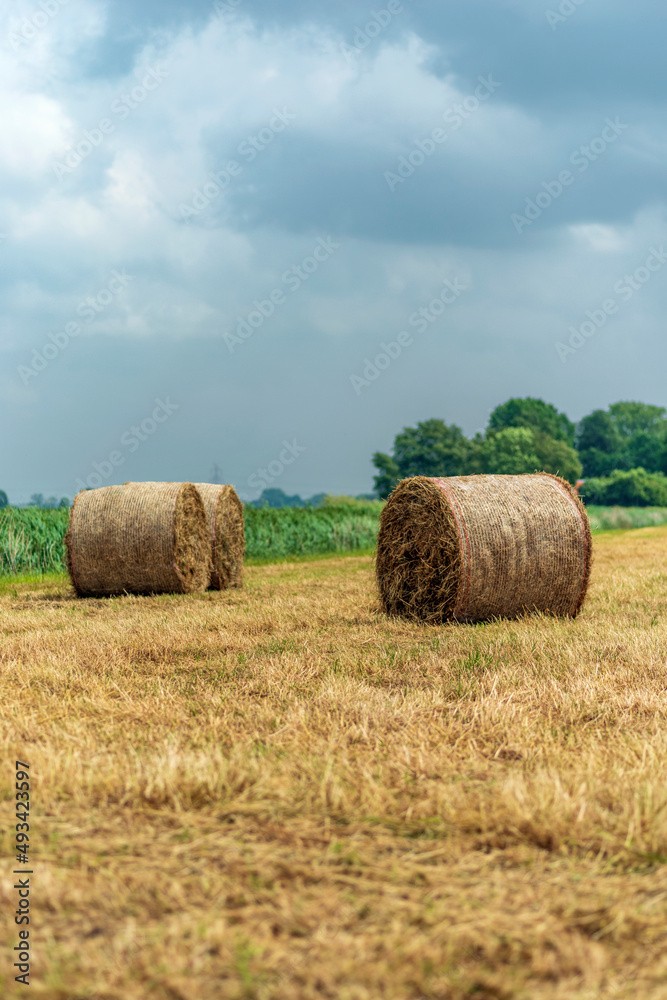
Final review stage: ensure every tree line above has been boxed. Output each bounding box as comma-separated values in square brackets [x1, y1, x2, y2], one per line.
[0, 493, 70, 510]
[5, 398, 667, 510]
[372, 398, 667, 504]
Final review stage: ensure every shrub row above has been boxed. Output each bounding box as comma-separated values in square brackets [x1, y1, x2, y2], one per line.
[581, 468, 667, 507]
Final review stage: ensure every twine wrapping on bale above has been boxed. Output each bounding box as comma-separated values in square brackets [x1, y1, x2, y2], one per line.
[66, 482, 211, 597]
[376, 474, 592, 623]
[193, 484, 245, 589]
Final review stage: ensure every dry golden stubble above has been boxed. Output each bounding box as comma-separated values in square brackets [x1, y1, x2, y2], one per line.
[1, 531, 667, 998]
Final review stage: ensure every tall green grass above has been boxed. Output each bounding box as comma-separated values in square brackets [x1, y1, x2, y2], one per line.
[2, 501, 666, 578]
[245, 503, 382, 560]
[586, 505, 667, 532]
[0, 502, 383, 576]
[0, 507, 68, 575]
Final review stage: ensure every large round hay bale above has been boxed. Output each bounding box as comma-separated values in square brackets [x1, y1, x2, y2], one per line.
[192, 484, 245, 589]
[376, 474, 592, 623]
[66, 482, 211, 597]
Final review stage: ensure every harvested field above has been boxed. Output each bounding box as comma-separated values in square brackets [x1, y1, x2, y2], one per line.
[2, 526, 667, 998]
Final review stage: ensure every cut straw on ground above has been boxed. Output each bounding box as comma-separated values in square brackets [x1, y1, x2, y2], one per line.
[1, 527, 667, 997]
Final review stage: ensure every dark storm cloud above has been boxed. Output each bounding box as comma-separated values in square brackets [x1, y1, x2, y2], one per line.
[87, 0, 667, 114]
[218, 118, 653, 249]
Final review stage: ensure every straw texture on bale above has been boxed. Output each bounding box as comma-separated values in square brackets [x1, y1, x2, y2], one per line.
[376, 474, 592, 623]
[66, 482, 211, 597]
[193, 484, 245, 589]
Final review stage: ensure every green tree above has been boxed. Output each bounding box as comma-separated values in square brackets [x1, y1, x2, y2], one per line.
[488, 397, 575, 446]
[371, 451, 400, 500]
[581, 468, 667, 507]
[532, 432, 582, 483]
[577, 402, 667, 476]
[481, 427, 540, 475]
[576, 409, 624, 476]
[481, 427, 581, 482]
[608, 401, 666, 438]
[372, 419, 470, 498]
[626, 430, 666, 473]
[577, 409, 620, 452]
[251, 488, 305, 509]
[464, 432, 486, 475]
[609, 402, 667, 473]
[0, 490, 8, 508]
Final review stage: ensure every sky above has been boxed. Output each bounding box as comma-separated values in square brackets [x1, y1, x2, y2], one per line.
[2, 0, 666, 503]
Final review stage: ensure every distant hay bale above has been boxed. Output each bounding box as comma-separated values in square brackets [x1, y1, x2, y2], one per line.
[66, 482, 211, 598]
[376, 474, 592, 624]
[193, 484, 245, 589]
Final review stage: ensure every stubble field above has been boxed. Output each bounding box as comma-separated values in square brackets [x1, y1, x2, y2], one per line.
[2, 527, 667, 999]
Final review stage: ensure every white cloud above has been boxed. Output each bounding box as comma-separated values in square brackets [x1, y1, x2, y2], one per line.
[569, 223, 625, 252]
[0, 90, 72, 177]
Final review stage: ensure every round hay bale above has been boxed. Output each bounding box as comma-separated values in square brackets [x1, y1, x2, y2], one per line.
[66, 482, 211, 597]
[376, 474, 592, 623]
[193, 484, 245, 589]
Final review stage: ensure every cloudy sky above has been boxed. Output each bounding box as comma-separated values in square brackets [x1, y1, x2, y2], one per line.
[2, 0, 666, 502]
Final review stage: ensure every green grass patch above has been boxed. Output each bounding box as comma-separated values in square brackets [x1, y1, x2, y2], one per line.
[244, 504, 380, 559]
[0, 507, 68, 575]
[0, 504, 381, 577]
[245, 547, 376, 567]
[0, 572, 70, 596]
[587, 505, 667, 532]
